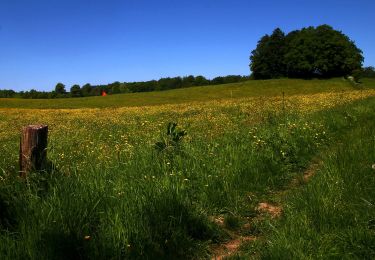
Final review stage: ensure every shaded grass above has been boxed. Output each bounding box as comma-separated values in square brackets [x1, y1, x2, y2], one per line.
[360, 77, 375, 87]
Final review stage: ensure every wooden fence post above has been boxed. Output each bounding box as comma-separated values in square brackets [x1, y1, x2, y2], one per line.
[19, 125, 48, 177]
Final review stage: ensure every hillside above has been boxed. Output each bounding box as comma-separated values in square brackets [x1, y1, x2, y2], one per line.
[1, 78, 375, 259]
[1, 78, 373, 109]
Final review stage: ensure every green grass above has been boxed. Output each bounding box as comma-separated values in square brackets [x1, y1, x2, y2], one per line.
[1, 79, 375, 259]
[0, 78, 367, 109]
[235, 98, 375, 259]
[258, 105, 375, 259]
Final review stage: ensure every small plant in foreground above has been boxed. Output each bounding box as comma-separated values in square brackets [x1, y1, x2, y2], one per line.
[154, 122, 187, 152]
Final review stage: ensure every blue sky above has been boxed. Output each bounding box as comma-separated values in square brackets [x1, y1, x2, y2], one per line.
[0, 0, 374, 91]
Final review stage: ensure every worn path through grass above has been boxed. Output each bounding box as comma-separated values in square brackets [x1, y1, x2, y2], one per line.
[225, 97, 375, 259]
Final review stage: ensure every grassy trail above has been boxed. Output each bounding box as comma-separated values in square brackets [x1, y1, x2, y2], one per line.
[229, 98, 375, 259]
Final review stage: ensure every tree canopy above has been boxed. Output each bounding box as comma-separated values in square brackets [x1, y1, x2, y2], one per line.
[55, 83, 66, 94]
[2, 75, 249, 99]
[250, 25, 363, 79]
[70, 84, 82, 97]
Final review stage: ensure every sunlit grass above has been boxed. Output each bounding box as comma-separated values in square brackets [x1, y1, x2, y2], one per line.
[255, 101, 375, 259]
[1, 78, 374, 109]
[1, 79, 375, 258]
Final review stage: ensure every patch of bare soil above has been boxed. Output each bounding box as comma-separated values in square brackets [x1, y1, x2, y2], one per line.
[209, 158, 322, 259]
[292, 159, 322, 186]
[256, 202, 282, 218]
[210, 215, 255, 260]
[211, 235, 255, 260]
[303, 161, 321, 181]
[211, 216, 225, 227]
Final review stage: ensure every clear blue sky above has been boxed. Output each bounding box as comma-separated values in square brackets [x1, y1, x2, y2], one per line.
[0, 0, 374, 91]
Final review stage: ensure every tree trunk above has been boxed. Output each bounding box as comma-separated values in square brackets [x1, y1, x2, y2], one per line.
[19, 125, 48, 177]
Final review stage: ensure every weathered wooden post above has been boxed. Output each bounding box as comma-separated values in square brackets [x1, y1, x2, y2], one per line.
[19, 125, 48, 177]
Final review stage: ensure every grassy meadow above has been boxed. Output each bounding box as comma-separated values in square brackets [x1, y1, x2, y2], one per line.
[1, 79, 375, 259]
[1, 78, 374, 109]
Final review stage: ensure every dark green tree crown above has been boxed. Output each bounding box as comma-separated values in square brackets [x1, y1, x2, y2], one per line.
[250, 25, 363, 79]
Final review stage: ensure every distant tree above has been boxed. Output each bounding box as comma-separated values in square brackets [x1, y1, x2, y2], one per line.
[222, 75, 246, 84]
[181, 75, 195, 88]
[49, 91, 58, 98]
[145, 80, 158, 91]
[70, 84, 82, 97]
[157, 78, 169, 91]
[28, 89, 38, 99]
[362, 66, 375, 78]
[55, 83, 66, 95]
[5, 73, 251, 99]
[81, 83, 92, 96]
[119, 83, 130, 93]
[157, 77, 183, 90]
[109, 81, 121, 94]
[211, 76, 224, 85]
[195, 75, 209, 86]
[172, 77, 183, 89]
[250, 28, 286, 79]
[0, 89, 16, 98]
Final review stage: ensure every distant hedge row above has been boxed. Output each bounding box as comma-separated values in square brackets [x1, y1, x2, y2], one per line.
[0, 75, 249, 99]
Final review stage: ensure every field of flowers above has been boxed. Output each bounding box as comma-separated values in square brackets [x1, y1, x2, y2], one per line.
[0, 84, 375, 259]
[1, 89, 374, 171]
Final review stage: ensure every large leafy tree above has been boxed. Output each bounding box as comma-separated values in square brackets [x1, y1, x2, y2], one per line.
[250, 25, 363, 79]
[283, 27, 316, 78]
[250, 28, 286, 79]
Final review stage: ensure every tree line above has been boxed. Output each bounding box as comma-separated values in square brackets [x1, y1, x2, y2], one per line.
[1, 24, 373, 98]
[250, 25, 364, 79]
[0, 75, 248, 99]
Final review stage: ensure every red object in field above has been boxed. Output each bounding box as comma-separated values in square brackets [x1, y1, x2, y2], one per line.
[101, 91, 107, 96]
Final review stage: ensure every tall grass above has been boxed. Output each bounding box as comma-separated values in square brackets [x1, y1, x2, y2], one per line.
[0, 96, 375, 258]
[253, 99, 375, 259]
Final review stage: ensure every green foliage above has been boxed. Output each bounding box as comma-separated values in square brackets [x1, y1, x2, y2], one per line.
[195, 75, 209, 86]
[1, 83, 375, 258]
[1, 78, 365, 109]
[81, 83, 92, 96]
[5, 75, 249, 99]
[250, 28, 286, 79]
[256, 99, 375, 259]
[0, 89, 16, 98]
[351, 69, 362, 83]
[70, 84, 82, 97]
[54, 82, 66, 95]
[250, 25, 364, 79]
[361, 66, 375, 78]
[224, 214, 241, 230]
[155, 122, 187, 152]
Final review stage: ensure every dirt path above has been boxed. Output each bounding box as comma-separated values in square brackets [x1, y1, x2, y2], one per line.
[211, 235, 256, 260]
[210, 158, 322, 259]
